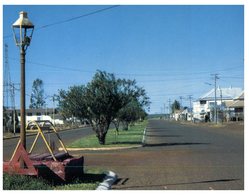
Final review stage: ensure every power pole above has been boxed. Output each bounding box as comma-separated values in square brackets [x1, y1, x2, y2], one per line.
[168, 99, 171, 115]
[179, 96, 184, 109]
[188, 95, 193, 121]
[52, 95, 55, 125]
[211, 74, 219, 124]
[4, 44, 19, 134]
[4, 44, 11, 109]
[220, 88, 223, 123]
[10, 83, 16, 135]
[163, 103, 166, 119]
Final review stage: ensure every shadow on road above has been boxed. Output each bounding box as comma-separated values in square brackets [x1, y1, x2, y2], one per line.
[110, 141, 142, 145]
[113, 178, 240, 190]
[144, 142, 209, 147]
[146, 134, 181, 138]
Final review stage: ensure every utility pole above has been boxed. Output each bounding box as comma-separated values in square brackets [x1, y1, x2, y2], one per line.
[163, 103, 166, 119]
[211, 74, 219, 124]
[10, 83, 16, 135]
[52, 95, 55, 125]
[168, 99, 171, 115]
[4, 44, 10, 133]
[179, 96, 184, 109]
[4, 44, 10, 110]
[188, 95, 193, 122]
[220, 88, 223, 123]
[4, 44, 19, 134]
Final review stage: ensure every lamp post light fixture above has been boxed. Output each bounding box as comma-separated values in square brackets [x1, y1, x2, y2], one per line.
[12, 11, 34, 150]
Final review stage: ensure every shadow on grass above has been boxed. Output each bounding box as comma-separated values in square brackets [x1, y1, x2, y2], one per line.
[34, 165, 105, 186]
[49, 173, 106, 186]
[77, 173, 106, 183]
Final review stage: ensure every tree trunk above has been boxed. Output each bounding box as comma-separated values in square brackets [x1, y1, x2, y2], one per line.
[113, 120, 120, 135]
[92, 120, 110, 145]
[122, 121, 129, 131]
[97, 131, 107, 145]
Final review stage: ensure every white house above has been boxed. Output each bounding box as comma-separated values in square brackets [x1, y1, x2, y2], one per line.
[226, 91, 244, 121]
[193, 87, 243, 122]
[7, 108, 64, 126]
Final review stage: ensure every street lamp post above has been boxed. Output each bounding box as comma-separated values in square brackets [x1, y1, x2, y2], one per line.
[12, 11, 34, 150]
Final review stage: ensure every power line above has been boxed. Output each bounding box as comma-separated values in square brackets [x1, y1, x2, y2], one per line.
[38, 5, 120, 30]
[3, 5, 120, 39]
[8, 57, 243, 79]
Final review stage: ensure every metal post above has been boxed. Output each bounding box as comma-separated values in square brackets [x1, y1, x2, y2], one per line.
[20, 46, 26, 150]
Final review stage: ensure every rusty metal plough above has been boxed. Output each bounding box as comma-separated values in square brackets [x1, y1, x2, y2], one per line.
[3, 120, 84, 182]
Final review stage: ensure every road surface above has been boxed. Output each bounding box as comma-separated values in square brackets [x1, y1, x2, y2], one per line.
[83, 119, 244, 190]
[3, 126, 94, 161]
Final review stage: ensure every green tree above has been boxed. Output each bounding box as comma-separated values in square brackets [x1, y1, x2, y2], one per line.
[29, 78, 45, 109]
[58, 70, 150, 145]
[114, 98, 148, 131]
[171, 100, 181, 113]
[57, 85, 87, 122]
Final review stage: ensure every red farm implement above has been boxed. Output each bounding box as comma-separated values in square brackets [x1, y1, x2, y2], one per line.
[3, 120, 84, 182]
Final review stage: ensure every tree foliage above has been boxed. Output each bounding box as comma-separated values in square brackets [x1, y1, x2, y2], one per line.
[171, 100, 181, 113]
[29, 78, 45, 109]
[58, 70, 150, 145]
[114, 98, 148, 131]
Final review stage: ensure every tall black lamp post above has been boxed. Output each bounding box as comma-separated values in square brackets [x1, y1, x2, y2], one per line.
[12, 11, 34, 150]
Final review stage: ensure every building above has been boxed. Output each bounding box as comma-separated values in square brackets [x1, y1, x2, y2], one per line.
[3, 108, 64, 132]
[226, 91, 244, 121]
[193, 87, 243, 122]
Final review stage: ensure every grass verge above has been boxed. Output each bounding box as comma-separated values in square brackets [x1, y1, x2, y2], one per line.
[3, 168, 105, 190]
[69, 120, 147, 148]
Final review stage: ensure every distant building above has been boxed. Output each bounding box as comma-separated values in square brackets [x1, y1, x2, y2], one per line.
[226, 91, 244, 121]
[193, 87, 243, 122]
[4, 108, 64, 128]
[180, 108, 193, 121]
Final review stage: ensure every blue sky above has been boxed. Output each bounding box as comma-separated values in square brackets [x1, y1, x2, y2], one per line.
[3, 5, 244, 114]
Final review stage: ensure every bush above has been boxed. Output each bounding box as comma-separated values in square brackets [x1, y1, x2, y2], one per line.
[3, 173, 52, 190]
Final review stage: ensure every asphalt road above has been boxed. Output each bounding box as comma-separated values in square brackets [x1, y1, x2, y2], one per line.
[83, 119, 244, 190]
[3, 126, 94, 161]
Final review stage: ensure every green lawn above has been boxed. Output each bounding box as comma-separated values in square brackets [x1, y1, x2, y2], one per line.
[69, 120, 147, 148]
[3, 168, 105, 190]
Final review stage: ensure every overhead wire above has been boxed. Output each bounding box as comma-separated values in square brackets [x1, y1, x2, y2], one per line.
[4, 5, 244, 111]
[37, 5, 120, 30]
[3, 5, 120, 39]
[8, 57, 243, 78]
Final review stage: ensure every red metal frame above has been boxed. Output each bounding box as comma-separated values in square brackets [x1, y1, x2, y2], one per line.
[3, 120, 84, 182]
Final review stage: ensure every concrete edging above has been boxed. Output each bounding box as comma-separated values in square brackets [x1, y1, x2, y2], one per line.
[3, 126, 90, 140]
[142, 127, 147, 146]
[59, 145, 142, 151]
[96, 171, 118, 190]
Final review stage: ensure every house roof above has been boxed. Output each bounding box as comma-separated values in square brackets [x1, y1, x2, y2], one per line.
[199, 87, 243, 101]
[228, 100, 244, 108]
[234, 91, 244, 100]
